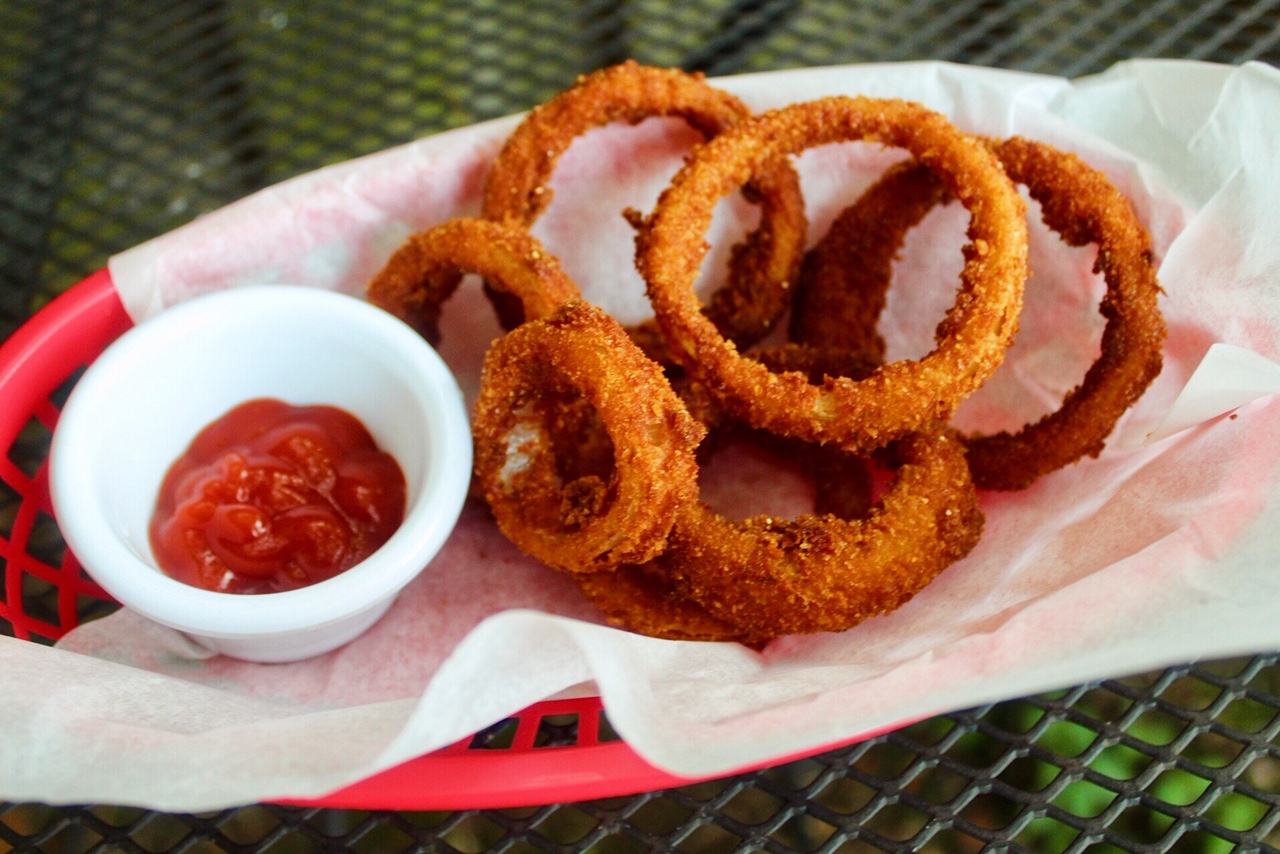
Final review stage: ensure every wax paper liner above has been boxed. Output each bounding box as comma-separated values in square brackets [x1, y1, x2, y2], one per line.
[4, 59, 1280, 811]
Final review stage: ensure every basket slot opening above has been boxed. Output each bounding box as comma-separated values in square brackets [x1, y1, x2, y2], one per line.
[6, 415, 53, 481]
[468, 718, 519, 751]
[533, 713, 581, 749]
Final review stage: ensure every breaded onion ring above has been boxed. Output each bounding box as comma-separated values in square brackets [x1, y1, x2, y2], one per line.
[472, 300, 705, 573]
[662, 425, 983, 638]
[590, 343, 974, 643]
[568, 342, 879, 643]
[968, 138, 1166, 488]
[573, 564, 762, 645]
[481, 60, 807, 358]
[794, 138, 1166, 489]
[367, 217, 579, 343]
[636, 96, 1029, 453]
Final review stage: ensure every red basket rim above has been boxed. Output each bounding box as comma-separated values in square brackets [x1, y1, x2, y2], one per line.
[0, 271, 874, 809]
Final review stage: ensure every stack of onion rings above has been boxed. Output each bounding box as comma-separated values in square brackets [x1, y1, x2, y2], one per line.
[366, 62, 1166, 646]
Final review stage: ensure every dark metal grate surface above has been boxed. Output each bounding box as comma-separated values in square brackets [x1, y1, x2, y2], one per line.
[3, 1, 1280, 851]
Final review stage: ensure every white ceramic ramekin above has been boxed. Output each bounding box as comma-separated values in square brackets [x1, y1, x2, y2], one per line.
[50, 286, 472, 662]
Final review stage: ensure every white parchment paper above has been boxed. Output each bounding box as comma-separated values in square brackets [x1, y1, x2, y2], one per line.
[5, 59, 1280, 811]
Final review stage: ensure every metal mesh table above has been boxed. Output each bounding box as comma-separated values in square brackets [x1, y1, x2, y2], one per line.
[3, 1, 1280, 851]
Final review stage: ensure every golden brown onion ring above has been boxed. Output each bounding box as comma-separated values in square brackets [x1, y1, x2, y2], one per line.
[367, 217, 579, 343]
[572, 564, 764, 645]
[571, 342, 881, 644]
[636, 96, 1028, 453]
[471, 300, 705, 574]
[481, 60, 807, 359]
[792, 138, 1166, 489]
[967, 137, 1166, 488]
[594, 343, 974, 643]
[660, 424, 983, 638]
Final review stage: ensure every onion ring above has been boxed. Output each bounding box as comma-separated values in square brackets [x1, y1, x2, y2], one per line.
[367, 217, 580, 343]
[597, 343, 979, 642]
[658, 423, 983, 638]
[967, 137, 1166, 488]
[793, 138, 1166, 489]
[481, 60, 807, 359]
[636, 96, 1029, 453]
[570, 342, 880, 643]
[572, 564, 762, 645]
[471, 300, 705, 574]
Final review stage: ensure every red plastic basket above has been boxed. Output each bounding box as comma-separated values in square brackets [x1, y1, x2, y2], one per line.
[0, 270, 873, 809]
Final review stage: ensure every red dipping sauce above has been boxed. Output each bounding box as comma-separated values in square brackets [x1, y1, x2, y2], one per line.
[149, 398, 407, 594]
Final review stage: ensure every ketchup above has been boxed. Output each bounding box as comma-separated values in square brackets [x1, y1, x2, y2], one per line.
[149, 398, 407, 594]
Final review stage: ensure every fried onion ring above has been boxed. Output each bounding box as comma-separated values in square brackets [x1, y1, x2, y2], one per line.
[367, 217, 579, 343]
[481, 60, 807, 359]
[658, 424, 983, 638]
[569, 341, 882, 643]
[572, 564, 762, 645]
[471, 300, 705, 574]
[587, 343, 977, 643]
[636, 96, 1029, 453]
[793, 138, 1166, 489]
[967, 138, 1166, 488]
